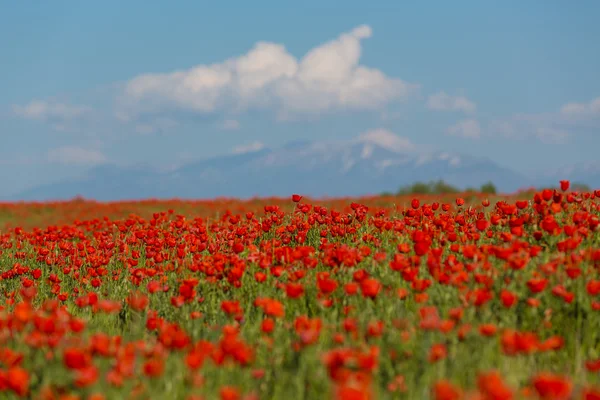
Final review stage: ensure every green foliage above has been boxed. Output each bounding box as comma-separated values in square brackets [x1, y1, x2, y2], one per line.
[394, 180, 499, 196]
[480, 181, 497, 194]
[537, 182, 592, 192]
[399, 182, 433, 195]
[1, 193, 599, 398]
[571, 182, 591, 192]
[431, 180, 460, 194]
[396, 180, 460, 195]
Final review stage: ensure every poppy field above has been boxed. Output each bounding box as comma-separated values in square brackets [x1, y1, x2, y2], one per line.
[1, 182, 600, 399]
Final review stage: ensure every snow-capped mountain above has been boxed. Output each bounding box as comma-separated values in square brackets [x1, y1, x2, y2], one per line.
[12, 134, 533, 201]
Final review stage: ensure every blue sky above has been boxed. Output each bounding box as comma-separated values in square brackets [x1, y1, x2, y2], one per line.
[1, 1, 599, 196]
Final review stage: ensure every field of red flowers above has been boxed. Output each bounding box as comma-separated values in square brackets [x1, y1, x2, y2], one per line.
[0, 182, 599, 399]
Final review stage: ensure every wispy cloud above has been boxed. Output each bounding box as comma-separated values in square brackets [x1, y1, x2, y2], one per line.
[218, 119, 241, 130]
[534, 127, 569, 144]
[560, 96, 600, 118]
[133, 117, 179, 135]
[427, 91, 476, 114]
[447, 119, 481, 139]
[355, 128, 415, 153]
[118, 25, 418, 121]
[490, 96, 600, 144]
[11, 100, 96, 134]
[47, 146, 107, 166]
[13, 100, 91, 121]
[231, 141, 265, 154]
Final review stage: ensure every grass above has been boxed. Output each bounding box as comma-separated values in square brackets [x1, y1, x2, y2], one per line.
[0, 187, 598, 399]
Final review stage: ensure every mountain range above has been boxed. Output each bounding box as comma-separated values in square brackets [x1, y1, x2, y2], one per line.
[8, 134, 599, 201]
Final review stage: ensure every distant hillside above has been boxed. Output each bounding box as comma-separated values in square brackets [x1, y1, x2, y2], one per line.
[12, 136, 537, 201]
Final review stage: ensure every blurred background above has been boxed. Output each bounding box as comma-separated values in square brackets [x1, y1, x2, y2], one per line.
[1, 1, 599, 201]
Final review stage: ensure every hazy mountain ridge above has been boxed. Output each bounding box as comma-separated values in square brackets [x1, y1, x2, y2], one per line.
[10, 138, 590, 201]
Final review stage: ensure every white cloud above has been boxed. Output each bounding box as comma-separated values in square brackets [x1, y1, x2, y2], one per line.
[355, 128, 415, 153]
[560, 103, 588, 116]
[119, 25, 418, 120]
[447, 119, 481, 139]
[218, 119, 241, 130]
[231, 141, 265, 154]
[489, 96, 600, 143]
[560, 97, 600, 117]
[47, 146, 107, 166]
[13, 100, 91, 121]
[427, 91, 476, 113]
[489, 116, 563, 143]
